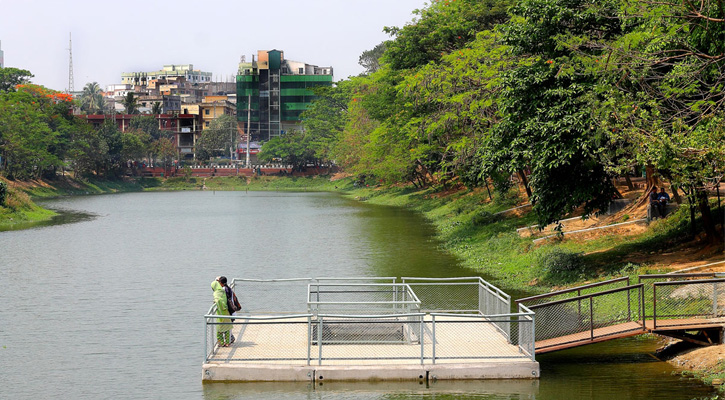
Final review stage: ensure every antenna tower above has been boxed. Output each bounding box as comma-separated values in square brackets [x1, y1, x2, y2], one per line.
[68, 33, 74, 94]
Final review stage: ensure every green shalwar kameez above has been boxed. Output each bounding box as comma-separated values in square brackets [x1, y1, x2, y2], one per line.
[211, 280, 232, 346]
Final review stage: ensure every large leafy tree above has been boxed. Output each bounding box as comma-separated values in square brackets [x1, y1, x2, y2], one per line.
[195, 115, 237, 161]
[0, 67, 33, 92]
[257, 131, 316, 169]
[595, 0, 725, 244]
[300, 81, 353, 163]
[383, 0, 511, 71]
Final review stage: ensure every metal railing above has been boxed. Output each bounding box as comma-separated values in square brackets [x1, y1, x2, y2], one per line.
[204, 312, 537, 364]
[205, 277, 535, 363]
[516, 277, 630, 307]
[652, 279, 725, 329]
[307, 283, 421, 315]
[527, 284, 645, 350]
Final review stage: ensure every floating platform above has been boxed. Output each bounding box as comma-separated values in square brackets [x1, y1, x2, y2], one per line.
[202, 314, 539, 382]
[203, 278, 539, 382]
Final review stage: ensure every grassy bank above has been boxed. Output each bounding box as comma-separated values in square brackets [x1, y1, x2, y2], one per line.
[346, 184, 707, 293]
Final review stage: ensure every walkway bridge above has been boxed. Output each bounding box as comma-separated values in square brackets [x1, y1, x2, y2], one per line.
[516, 273, 725, 354]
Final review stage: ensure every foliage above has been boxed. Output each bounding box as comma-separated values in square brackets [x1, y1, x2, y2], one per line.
[0, 67, 33, 92]
[195, 115, 237, 161]
[358, 42, 387, 75]
[121, 92, 139, 114]
[151, 101, 163, 115]
[78, 82, 105, 114]
[257, 131, 316, 168]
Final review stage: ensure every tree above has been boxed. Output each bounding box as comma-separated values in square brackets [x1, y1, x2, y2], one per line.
[0, 67, 33, 92]
[594, 0, 725, 244]
[257, 131, 316, 169]
[122, 92, 139, 114]
[79, 82, 105, 114]
[382, 0, 512, 71]
[195, 115, 237, 161]
[358, 42, 387, 75]
[151, 102, 163, 115]
[300, 81, 353, 163]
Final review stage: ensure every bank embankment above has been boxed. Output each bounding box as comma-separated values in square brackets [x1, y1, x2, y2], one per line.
[663, 343, 725, 394]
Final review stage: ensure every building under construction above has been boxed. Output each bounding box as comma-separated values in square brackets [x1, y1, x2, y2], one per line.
[237, 50, 333, 141]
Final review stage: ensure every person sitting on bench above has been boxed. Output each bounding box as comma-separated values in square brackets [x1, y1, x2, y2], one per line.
[657, 188, 670, 217]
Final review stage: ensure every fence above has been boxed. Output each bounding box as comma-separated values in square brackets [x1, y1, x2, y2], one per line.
[204, 312, 536, 364]
[652, 279, 725, 329]
[307, 283, 420, 315]
[526, 284, 645, 350]
[205, 277, 535, 363]
[516, 277, 630, 307]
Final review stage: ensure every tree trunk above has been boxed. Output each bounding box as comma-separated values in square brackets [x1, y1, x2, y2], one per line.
[645, 164, 659, 190]
[517, 169, 532, 199]
[670, 184, 683, 204]
[624, 174, 634, 191]
[697, 190, 722, 245]
[484, 177, 493, 201]
[686, 188, 697, 237]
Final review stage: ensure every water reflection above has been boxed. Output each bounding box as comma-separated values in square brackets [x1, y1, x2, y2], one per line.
[203, 380, 540, 399]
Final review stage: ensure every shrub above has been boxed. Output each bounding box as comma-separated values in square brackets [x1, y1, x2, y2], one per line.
[537, 247, 584, 276]
[471, 210, 501, 226]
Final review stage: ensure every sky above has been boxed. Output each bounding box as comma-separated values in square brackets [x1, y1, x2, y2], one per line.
[0, 0, 429, 92]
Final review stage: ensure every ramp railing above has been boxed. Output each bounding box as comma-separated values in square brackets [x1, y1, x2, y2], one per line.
[526, 284, 645, 351]
[652, 278, 725, 329]
[516, 277, 630, 307]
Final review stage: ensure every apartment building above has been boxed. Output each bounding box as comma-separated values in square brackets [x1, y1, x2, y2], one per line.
[237, 50, 333, 141]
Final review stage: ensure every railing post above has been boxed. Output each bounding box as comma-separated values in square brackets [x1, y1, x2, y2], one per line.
[420, 315, 424, 365]
[432, 315, 437, 364]
[307, 315, 312, 366]
[531, 313, 536, 360]
[627, 287, 632, 322]
[653, 285, 658, 330]
[713, 282, 719, 318]
[318, 318, 323, 366]
[589, 296, 594, 340]
[204, 317, 208, 363]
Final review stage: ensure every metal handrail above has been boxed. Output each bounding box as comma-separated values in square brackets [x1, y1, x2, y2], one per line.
[639, 273, 721, 283]
[516, 277, 630, 305]
[526, 283, 642, 309]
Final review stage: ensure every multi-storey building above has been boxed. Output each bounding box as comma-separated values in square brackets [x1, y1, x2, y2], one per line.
[0, 40, 4, 68]
[121, 64, 212, 86]
[237, 50, 333, 141]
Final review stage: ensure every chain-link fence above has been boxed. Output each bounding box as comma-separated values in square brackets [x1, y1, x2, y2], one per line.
[307, 283, 420, 315]
[516, 277, 630, 307]
[528, 284, 644, 351]
[205, 277, 535, 364]
[229, 277, 397, 314]
[204, 313, 536, 364]
[652, 279, 725, 329]
[639, 273, 723, 318]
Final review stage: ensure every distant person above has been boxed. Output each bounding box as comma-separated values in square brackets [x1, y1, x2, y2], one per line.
[211, 278, 233, 347]
[658, 188, 670, 217]
[218, 276, 241, 316]
[649, 187, 661, 219]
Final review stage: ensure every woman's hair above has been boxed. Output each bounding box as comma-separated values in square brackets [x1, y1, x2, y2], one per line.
[218, 276, 228, 285]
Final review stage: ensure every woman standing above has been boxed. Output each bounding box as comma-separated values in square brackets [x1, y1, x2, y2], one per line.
[211, 279, 233, 347]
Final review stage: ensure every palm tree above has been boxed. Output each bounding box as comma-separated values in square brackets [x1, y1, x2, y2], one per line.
[151, 101, 163, 115]
[80, 82, 105, 114]
[122, 92, 139, 115]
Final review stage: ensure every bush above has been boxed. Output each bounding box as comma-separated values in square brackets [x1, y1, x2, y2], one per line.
[537, 247, 584, 277]
[471, 210, 501, 226]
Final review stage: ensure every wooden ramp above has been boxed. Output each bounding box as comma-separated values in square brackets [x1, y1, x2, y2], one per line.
[535, 318, 725, 354]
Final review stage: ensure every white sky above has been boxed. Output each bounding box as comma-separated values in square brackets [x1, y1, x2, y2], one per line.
[0, 0, 428, 91]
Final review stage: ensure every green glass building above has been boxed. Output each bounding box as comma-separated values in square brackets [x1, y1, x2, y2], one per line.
[237, 50, 333, 141]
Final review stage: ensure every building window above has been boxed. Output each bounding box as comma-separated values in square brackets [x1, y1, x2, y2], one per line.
[298, 68, 304, 74]
[205, 121, 210, 127]
[205, 109, 210, 115]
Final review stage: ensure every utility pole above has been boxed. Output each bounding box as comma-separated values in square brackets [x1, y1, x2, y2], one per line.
[246, 94, 251, 168]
